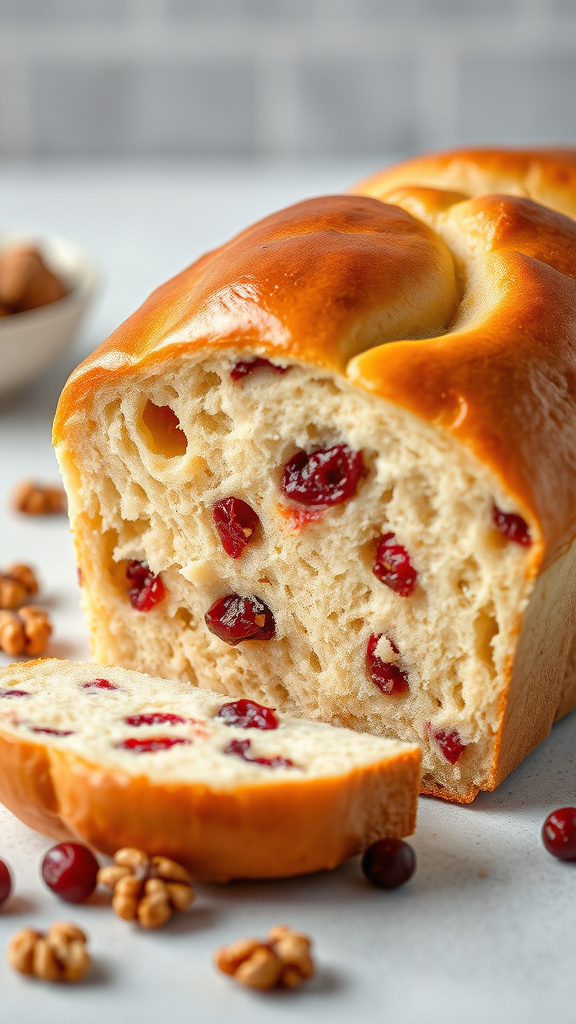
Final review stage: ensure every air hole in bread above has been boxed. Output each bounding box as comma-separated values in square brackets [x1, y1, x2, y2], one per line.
[114, 517, 150, 551]
[305, 423, 322, 441]
[174, 607, 194, 627]
[98, 528, 122, 584]
[473, 604, 498, 674]
[141, 401, 188, 457]
[454, 556, 480, 599]
[309, 651, 322, 673]
[378, 485, 396, 506]
[194, 369, 222, 398]
[453, 682, 465, 713]
[349, 617, 365, 635]
[269, 681, 290, 703]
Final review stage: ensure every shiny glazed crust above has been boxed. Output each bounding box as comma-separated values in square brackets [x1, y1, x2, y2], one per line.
[53, 149, 576, 802]
[0, 660, 420, 880]
[351, 146, 576, 218]
[54, 176, 576, 565]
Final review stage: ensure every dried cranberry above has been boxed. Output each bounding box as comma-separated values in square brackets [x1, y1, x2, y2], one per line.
[492, 505, 532, 546]
[126, 560, 166, 612]
[225, 738, 294, 768]
[434, 728, 467, 765]
[542, 807, 576, 860]
[362, 838, 416, 889]
[217, 699, 279, 730]
[213, 497, 260, 558]
[124, 712, 187, 727]
[83, 678, 118, 691]
[29, 726, 74, 737]
[282, 444, 364, 506]
[117, 736, 191, 753]
[366, 634, 409, 695]
[230, 357, 289, 382]
[0, 689, 30, 698]
[41, 843, 99, 903]
[0, 859, 12, 907]
[373, 533, 417, 596]
[205, 594, 275, 645]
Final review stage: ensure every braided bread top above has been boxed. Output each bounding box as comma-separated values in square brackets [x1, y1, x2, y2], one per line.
[54, 151, 576, 572]
[351, 147, 576, 217]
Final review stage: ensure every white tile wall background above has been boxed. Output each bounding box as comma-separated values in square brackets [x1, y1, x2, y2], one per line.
[0, 0, 575, 158]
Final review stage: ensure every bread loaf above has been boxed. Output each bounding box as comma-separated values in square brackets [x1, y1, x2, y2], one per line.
[53, 148, 576, 802]
[0, 659, 420, 880]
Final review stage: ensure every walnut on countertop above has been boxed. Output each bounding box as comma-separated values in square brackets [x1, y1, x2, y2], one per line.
[0, 606, 52, 656]
[98, 847, 194, 929]
[12, 480, 66, 516]
[7, 922, 91, 983]
[0, 564, 39, 610]
[215, 925, 315, 991]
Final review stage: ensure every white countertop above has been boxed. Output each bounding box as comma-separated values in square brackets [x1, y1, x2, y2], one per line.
[0, 160, 575, 1024]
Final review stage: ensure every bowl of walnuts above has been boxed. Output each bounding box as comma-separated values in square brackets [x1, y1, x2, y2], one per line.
[0, 233, 97, 398]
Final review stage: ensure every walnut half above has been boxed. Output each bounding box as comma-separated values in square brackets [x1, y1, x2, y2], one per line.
[12, 481, 66, 516]
[7, 922, 91, 983]
[0, 606, 52, 656]
[0, 564, 39, 610]
[215, 925, 315, 990]
[98, 847, 194, 929]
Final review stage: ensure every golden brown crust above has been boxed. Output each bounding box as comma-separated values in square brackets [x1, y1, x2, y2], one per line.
[53, 194, 456, 414]
[419, 779, 478, 805]
[350, 146, 576, 217]
[0, 729, 420, 881]
[0, 733, 70, 840]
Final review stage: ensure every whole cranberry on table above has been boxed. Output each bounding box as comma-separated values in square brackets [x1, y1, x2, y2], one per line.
[0, 858, 12, 907]
[361, 838, 416, 889]
[41, 842, 100, 903]
[542, 807, 576, 860]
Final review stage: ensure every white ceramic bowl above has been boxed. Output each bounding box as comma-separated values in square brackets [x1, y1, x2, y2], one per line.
[0, 232, 97, 398]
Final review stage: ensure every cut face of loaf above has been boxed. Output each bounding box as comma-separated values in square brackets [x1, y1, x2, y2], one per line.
[0, 659, 420, 880]
[54, 185, 576, 803]
[60, 355, 543, 803]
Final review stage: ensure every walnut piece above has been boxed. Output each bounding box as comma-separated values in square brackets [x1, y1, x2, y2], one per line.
[0, 564, 39, 610]
[7, 922, 90, 983]
[215, 924, 315, 991]
[97, 847, 194, 929]
[12, 481, 66, 516]
[0, 606, 52, 656]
